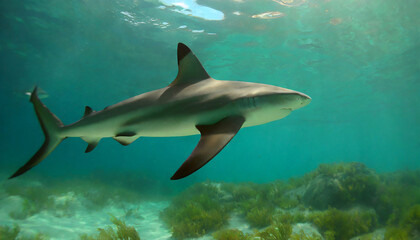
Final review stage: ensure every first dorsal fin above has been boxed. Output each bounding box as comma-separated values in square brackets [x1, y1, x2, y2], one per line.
[83, 106, 94, 117]
[169, 43, 211, 86]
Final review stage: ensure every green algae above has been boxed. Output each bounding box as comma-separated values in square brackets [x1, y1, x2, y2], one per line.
[377, 171, 420, 225]
[300, 162, 380, 209]
[3, 174, 149, 220]
[212, 229, 252, 240]
[384, 204, 420, 240]
[2, 162, 419, 239]
[245, 206, 274, 228]
[402, 204, 420, 233]
[290, 230, 323, 240]
[308, 208, 378, 240]
[0, 224, 20, 240]
[254, 223, 292, 240]
[384, 227, 410, 240]
[159, 162, 419, 239]
[80, 216, 140, 240]
[225, 182, 260, 202]
[160, 182, 230, 239]
[20, 233, 50, 240]
[0, 224, 49, 240]
[3, 181, 53, 219]
[275, 211, 308, 224]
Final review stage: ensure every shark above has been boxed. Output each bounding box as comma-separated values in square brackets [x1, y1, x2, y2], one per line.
[9, 43, 311, 180]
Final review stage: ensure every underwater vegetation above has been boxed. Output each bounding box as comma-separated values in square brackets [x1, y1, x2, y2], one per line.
[0, 225, 20, 240]
[160, 162, 420, 240]
[0, 224, 49, 240]
[298, 162, 381, 209]
[245, 206, 274, 228]
[160, 182, 230, 239]
[0, 174, 155, 239]
[211, 223, 323, 240]
[254, 222, 292, 240]
[289, 230, 323, 240]
[212, 229, 252, 240]
[384, 204, 420, 240]
[80, 215, 140, 240]
[376, 170, 420, 224]
[308, 207, 378, 240]
[0, 173, 158, 220]
[2, 180, 59, 219]
[1, 162, 418, 239]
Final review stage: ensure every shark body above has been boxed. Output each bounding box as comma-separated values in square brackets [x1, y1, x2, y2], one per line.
[10, 43, 311, 180]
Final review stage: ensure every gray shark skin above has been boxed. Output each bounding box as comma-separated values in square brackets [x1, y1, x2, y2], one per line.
[9, 43, 311, 180]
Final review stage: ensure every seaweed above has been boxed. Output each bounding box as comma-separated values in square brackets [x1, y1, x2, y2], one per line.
[20, 233, 50, 240]
[309, 208, 377, 240]
[3, 174, 149, 220]
[79, 215, 140, 240]
[67, 179, 144, 210]
[9, 199, 39, 220]
[212, 229, 251, 240]
[254, 223, 292, 240]
[0, 224, 50, 240]
[323, 231, 335, 240]
[337, 163, 380, 206]
[160, 183, 230, 239]
[302, 162, 380, 209]
[227, 183, 259, 202]
[290, 230, 323, 240]
[0, 224, 20, 240]
[384, 204, 420, 240]
[402, 204, 420, 233]
[162, 199, 228, 239]
[272, 212, 306, 225]
[376, 170, 420, 224]
[3, 181, 53, 219]
[245, 206, 274, 228]
[384, 227, 410, 240]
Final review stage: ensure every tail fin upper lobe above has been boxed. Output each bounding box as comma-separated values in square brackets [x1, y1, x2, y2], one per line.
[9, 87, 65, 179]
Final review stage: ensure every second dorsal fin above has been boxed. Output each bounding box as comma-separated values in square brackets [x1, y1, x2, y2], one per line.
[169, 43, 211, 86]
[83, 106, 94, 117]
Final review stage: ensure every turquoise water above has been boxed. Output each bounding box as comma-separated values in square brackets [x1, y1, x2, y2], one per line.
[0, 0, 419, 239]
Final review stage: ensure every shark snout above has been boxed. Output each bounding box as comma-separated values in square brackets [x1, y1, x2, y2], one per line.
[297, 92, 311, 108]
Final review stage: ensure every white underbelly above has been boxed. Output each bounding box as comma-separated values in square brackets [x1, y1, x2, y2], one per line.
[243, 107, 291, 128]
[126, 110, 231, 137]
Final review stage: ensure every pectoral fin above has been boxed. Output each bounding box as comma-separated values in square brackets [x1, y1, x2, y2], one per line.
[171, 115, 245, 180]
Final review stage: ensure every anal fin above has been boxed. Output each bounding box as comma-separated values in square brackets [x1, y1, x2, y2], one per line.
[171, 115, 245, 180]
[113, 135, 140, 146]
[81, 137, 101, 153]
[85, 143, 98, 153]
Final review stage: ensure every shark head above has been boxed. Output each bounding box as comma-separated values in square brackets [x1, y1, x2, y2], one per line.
[230, 84, 311, 127]
[265, 90, 312, 111]
[234, 84, 311, 112]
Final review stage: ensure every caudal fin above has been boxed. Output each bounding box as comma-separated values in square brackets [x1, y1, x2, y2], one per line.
[9, 87, 65, 179]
